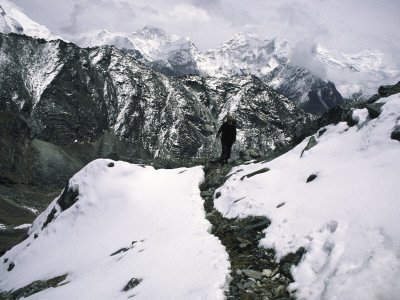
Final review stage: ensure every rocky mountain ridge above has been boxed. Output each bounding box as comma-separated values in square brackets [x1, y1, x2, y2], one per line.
[0, 32, 313, 189]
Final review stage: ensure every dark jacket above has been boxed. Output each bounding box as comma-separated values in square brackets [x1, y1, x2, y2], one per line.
[217, 120, 236, 144]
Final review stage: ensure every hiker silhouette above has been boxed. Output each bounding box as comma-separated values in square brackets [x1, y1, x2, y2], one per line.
[216, 115, 237, 163]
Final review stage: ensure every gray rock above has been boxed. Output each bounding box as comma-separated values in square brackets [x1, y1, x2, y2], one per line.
[280, 263, 293, 278]
[301, 136, 317, 157]
[240, 167, 270, 180]
[122, 278, 142, 292]
[242, 269, 263, 280]
[365, 103, 384, 119]
[391, 125, 400, 142]
[200, 189, 214, 197]
[275, 285, 287, 297]
[262, 269, 272, 277]
[0, 274, 67, 299]
[240, 148, 262, 161]
[306, 174, 317, 183]
[378, 81, 400, 97]
[7, 262, 15, 272]
[57, 182, 79, 212]
[243, 280, 256, 289]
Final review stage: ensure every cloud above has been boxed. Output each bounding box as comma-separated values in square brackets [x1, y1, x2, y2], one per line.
[290, 39, 327, 80]
[60, 3, 84, 34]
[7, 0, 400, 60]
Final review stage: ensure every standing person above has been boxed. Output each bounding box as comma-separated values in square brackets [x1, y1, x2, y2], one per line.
[216, 115, 237, 163]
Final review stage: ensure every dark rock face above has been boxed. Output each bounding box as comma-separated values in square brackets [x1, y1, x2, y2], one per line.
[271, 67, 344, 116]
[57, 183, 79, 212]
[392, 125, 400, 142]
[0, 274, 67, 299]
[378, 81, 400, 97]
[365, 103, 384, 119]
[0, 112, 32, 185]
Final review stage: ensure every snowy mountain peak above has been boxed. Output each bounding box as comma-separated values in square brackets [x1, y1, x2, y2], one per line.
[140, 25, 169, 39]
[0, 0, 62, 41]
[219, 32, 290, 56]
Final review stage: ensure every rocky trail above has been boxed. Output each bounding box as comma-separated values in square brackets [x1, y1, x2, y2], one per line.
[200, 157, 303, 300]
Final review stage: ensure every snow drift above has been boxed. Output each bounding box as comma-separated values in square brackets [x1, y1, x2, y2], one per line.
[215, 93, 400, 299]
[0, 161, 230, 299]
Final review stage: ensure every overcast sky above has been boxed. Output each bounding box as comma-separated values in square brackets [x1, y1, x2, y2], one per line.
[8, 0, 400, 60]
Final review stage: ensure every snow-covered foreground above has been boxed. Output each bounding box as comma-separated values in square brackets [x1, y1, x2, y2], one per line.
[0, 162, 230, 299]
[216, 94, 400, 299]
[1, 94, 400, 299]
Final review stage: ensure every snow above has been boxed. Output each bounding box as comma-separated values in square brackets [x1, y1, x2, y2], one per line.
[13, 224, 31, 230]
[215, 93, 400, 299]
[0, 161, 230, 299]
[0, 0, 62, 41]
[1, 89, 400, 299]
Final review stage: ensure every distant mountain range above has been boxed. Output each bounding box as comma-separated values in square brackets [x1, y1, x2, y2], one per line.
[77, 26, 400, 113]
[77, 27, 345, 115]
[2, 1, 399, 116]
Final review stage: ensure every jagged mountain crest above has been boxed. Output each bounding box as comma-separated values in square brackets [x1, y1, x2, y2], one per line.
[78, 26, 344, 115]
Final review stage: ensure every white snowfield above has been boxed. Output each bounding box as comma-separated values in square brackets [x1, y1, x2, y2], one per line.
[0, 0, 62, 41]
[215, 94, 400, 300]
[1, 94, 400, 299]
[0, 162, 230, 300]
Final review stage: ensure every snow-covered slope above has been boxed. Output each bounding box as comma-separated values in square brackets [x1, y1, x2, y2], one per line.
[0, 0, 61, 40]
[0, 161, 229, 299]
[1, 94, 399, 299]
[215, 93, 400, 299]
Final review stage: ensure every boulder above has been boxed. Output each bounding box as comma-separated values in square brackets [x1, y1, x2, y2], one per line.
[365, 103, 385, 119]
[301, 136, 317, 157]
[378, 81, 400, 97]
[391, 125, 400, 142]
